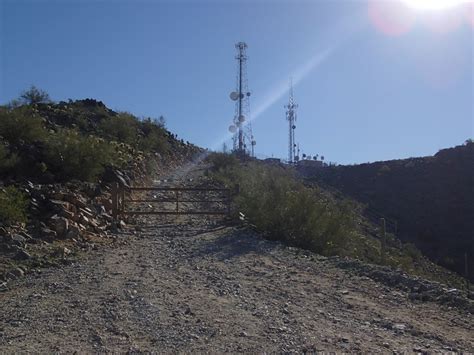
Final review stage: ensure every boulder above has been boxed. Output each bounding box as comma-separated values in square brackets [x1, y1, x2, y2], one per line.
[65, 224, 81, 239]
[6, 267, 24, 280]
[50, 215, 69, 239]
[40, 227, 57, 240]
[14, 248, 32, 260]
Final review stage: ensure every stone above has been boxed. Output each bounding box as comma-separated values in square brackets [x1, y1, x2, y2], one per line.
[14, 248, 31, 260]
[7, 234, 27, 247]
[6, 267, 24, 280]
[66, 225, 81, 239]
[40, 228, 57, 240]
[392, 323, 406, 331]
[50, 215, 69, 238]
[100, 198, 113, 212]
[79, 214, 90, 226]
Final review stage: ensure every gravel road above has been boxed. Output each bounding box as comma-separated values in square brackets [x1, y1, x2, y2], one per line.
[0, 214, 472, 353]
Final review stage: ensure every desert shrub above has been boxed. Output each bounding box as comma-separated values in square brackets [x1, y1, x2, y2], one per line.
[211, 160, 356, 256]
[138, 118, 169, 153]
[45, 130, 118, 182]
[0, 143, 20, 173]
[20, 85, 51, 105]
[99, 112, 139, 146]
[0, 186, 28, 225]
[0, 109, 47, 146]
[206, 152, 239, 172]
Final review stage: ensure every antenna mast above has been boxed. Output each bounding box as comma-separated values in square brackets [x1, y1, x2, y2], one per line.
[228, 42, 255, 156]
[285, 78, 297, 163]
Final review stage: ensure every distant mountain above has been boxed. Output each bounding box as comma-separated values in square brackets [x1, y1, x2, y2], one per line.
[302, 141, 474, 281]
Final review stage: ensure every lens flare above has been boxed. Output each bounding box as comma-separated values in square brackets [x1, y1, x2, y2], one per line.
[401, 0, 470, 11]
[368, 0, 416, 36]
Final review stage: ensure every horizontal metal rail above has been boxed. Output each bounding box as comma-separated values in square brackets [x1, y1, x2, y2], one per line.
[124, 199, 228, 203]
[111, 182, 234, 218]
[124, 187, 229, 192]
[121, 211, 229, 215]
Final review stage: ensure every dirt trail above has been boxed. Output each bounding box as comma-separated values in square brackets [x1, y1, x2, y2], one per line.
[0, 165, 472, 352]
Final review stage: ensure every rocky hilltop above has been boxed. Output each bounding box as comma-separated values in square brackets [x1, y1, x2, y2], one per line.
[302, 141, 474, 281]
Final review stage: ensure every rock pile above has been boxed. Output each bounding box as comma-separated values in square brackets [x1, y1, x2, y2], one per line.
[0, 180, 126, 283]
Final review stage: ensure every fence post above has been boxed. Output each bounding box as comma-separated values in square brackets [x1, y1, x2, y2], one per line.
[112, 182, 118, 220]
[380, 218, 386, 263]
[120, 184, 125, 213]
[176, 190, 179, 213]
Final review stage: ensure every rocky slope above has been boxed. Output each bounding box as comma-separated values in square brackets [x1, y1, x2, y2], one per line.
[301, 141, 474, 281]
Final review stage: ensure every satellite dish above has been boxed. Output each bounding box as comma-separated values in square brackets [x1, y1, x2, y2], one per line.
[228, 125, 237, 133]
[246, 92, 251, 97]
[292, 125, 296, 129]
[230, 92, 239, 101]
[251, 140, 256, 146]
[238, 115, 246, 123]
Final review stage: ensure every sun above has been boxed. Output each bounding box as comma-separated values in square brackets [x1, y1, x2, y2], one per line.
[401, 0, 470, 11]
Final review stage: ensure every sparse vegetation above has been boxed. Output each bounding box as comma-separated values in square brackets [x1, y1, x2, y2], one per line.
[208, 153, 357, 257]
[207, 152, 465, 287]
[45, 130, 119, 182]
[0, 186, 28, 225]
[20, 85, 51, 105]
[0, 89, 194, 183]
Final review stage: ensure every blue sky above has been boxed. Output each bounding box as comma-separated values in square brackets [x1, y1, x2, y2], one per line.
[1, 0, 472, 164]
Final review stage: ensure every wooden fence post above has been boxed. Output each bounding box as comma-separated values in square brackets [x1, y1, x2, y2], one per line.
[176, 190, 179, 213]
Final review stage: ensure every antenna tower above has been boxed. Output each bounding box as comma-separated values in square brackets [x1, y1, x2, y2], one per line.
[228, 42, 255, 156]
[285, 78, 297, 163]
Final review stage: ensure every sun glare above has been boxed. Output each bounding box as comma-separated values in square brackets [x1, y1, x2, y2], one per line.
[401, 0, 471, 11]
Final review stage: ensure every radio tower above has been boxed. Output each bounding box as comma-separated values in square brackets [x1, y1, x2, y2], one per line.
[228, 42, 255, 156]
[285, 79, 297, 163]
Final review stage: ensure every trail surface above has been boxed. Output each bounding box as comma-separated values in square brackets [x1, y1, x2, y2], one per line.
[0, 166, 472, 352]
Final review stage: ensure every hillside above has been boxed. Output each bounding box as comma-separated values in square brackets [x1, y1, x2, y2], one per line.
[0, 162, 472, 353]
[0, 96, 201, 278]
[300, 142, 474, 281]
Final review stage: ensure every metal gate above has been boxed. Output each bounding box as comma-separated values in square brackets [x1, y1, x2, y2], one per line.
[111, 183, 232, 218]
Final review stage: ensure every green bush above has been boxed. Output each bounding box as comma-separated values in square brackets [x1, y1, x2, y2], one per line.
[207, 152, 239, 172]
[0, 108, 47, 146]
[20, 85, 51, 105]
[0, 186, 28, 225]
[210, 157, 356, 256]
[99, 112, 138, 146]
[45, 130, 118, 182]
[0, 143, 20, 173]
[138, 118, 169, 153]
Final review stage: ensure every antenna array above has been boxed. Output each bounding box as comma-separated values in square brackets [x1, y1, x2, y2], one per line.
[285, 79, 298, 163]
[228, 42, 256, 156]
